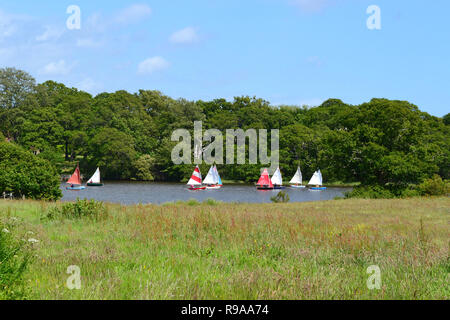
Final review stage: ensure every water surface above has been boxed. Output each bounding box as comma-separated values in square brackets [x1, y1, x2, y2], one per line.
[61, 182, 350, 205]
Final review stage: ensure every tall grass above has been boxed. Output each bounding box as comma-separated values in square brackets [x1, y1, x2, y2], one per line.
[0, 197, 448, 300]
[0, 220, 32, 299]
[43, 198, 108, 221]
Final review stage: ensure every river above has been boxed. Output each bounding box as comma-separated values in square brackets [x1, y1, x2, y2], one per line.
[60, 182, 351, 205]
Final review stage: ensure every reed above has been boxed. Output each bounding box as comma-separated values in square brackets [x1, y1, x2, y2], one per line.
[0, 198, 448, 300]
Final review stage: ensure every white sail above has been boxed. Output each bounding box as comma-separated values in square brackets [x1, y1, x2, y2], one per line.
[187, 166, 203, 185]
[271, 167, 283, 186]
[289, 167, 302, 185]
[213, 165, 223, 185]
[203, 166, 217, 185]
[308, 170, 322, 186]
[87, 167, 101, 184]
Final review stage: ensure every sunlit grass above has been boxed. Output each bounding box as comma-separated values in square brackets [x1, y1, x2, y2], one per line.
[0, 198, 448, 300]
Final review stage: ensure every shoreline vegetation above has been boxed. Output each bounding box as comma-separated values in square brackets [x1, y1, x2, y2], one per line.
[1, 197, 448, 300]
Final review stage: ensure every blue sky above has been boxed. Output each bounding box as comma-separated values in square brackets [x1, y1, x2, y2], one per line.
[0, 0, 448, 116]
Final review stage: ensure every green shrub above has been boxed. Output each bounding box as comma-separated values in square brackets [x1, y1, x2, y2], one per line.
[399, 188, 421, 198]
[345, 177, 449, 199]
[418, 175, 449, 196]
[0, 142, 62, 200]
[186, 199, 200, 206]
[345, 185, 395, 199]
[203, 198, 221, 206]
[0, 223, 32, 300]
[45, 199, 107, 220]
[271, 191, 290, 203]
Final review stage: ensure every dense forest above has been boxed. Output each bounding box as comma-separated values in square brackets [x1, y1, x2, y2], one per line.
[0, 67, 449, 199]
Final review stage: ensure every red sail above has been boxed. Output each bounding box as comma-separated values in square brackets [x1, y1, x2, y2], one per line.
[257, 168, 273, 188]
[67, 165, 82, 185]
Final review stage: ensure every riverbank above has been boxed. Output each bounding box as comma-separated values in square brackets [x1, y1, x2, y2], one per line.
[0, 198, 448, 299]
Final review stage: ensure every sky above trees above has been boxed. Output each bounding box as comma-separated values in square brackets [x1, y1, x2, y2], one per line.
[0, 0, 448, 116]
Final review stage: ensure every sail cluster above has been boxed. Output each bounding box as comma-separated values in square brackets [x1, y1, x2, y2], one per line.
[185, 165, 323, 189]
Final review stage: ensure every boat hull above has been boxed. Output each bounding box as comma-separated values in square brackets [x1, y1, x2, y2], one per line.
[87, 183, 103, 187]
[257, 186, 274, 190]
[188, 186, 206, 191]
[290, 185, 306, 189]
[66, 186, 86, 190]
[309, 187, 327, 190]
[206, 185, 222, 190]
[273, 185, 286, 189]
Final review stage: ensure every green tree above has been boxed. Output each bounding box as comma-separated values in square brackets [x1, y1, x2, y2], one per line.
[443, 113, 450, 126]
[134, 154, 155, 181]
[88, 128, 137, 180]
[0, 68, 36, 140]
[0, 141, 62, 200]
[0, 68, 36, 110]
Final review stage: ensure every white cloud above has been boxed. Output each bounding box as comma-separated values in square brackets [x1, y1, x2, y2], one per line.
[290, 0, 333, 13]
[138, 56, 170, 74]
[169, 27, 199, 44]
[36, 26, 64, 41]
[39, 60, 74, 76]
[115, 4, 152, 24]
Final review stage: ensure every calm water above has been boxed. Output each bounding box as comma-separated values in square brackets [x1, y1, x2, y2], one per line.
[61, 182, 351, 205]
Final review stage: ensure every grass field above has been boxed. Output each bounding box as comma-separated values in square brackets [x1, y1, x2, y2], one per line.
[0, 198, 448, 300]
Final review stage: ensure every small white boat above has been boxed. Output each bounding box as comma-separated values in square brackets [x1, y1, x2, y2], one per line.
[87, 167, 103, 186]
[289, 166, 305, 188]
[308, 170, 327, 190]
[204, 165, 222, 189]
[271, 167, 285, 189]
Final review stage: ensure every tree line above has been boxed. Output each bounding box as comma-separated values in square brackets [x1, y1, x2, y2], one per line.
[0, 67, 448, 199]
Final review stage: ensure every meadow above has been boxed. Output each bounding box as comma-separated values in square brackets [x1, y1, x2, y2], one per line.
[0, 198, 448, 300]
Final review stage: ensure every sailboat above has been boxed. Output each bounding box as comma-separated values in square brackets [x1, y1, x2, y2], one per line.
[66, 164, 86, 190]
[203, 165, 223, 189]
[289, 166, 305, 188]
[308, 169, 327, 190]
[87, 167, 103, 187]
[271, 167, 285, 189]
[187, 165, 206, 190]
[256, 168, 274, 190]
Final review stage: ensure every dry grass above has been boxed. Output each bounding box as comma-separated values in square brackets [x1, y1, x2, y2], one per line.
[0, 198, 449, 300]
